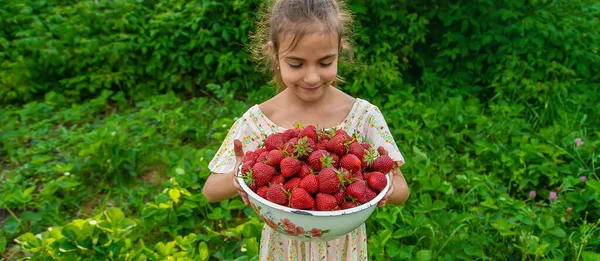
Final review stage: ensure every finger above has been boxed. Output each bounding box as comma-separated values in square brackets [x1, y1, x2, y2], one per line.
[377, 146, 388, 156]
[234, 139, 244, 159]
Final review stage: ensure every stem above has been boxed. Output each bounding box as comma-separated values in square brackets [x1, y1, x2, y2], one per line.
[5, 208, 20, 222]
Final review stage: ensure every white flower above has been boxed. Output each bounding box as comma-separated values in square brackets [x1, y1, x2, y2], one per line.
[163, 188, 169, 193]
[111, 131, 116, 136]
[35, 234, 42, 240]
[47, 227, 53, 232]
[64, 172, 70, 176]
[222, 124, 227, 128]
[175, 168, 184, 175]
[240, 245, 247, 252]
[200, 157, 204, 161]
[89, 220, 97, 226]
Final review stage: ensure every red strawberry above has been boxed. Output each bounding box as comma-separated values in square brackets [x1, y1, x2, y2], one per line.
[340, 154, 362, 174]
[251, 162, 276, 187]
[270, 174, 285, 185]
[352, 170, 364, 181]
[241, 160, 255, 175]
[282, 138, 298, 155]
[284, 177, 302, 191]
[361, 142, 371, 150]
[335, 129, 351, 140]
[316, 139, 328, 151]
[331, 153, 340, 168]
[256, 151, 268, 164]
[367, 172, 387, 192]
[265, 150, 285, 166]
[317, 167, 341, 194]
[299, 174, 319, 195]
[297, 163, 312, 179]
[264, 133, 287, 151]
[290, 188, 315, 210]
[340, 201, 358, 209]
[298, 125, 319, 142]
[346, 180, 368, 203]
[308, 150, 333, 172]
[372, 155, 393, 174]
[254, 147, 267, 156]
[257, 186, 269, 198]
[266, 184, 289, 206]
[348, 141, 365, 161]
[365, 188, 377, 202]
[280, 157, 301, 178]
[316, 193, 338, 211]
[333, 189, 345, 205]
[326, 134, 348, 155]
[293, 137, 314, 159]
[243, 151, 259, 163]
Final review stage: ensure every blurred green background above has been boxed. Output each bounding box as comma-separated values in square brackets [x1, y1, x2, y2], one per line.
[1, 0, 599, 260]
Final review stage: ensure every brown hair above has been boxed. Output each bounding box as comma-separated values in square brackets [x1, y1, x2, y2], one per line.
[249, 0, 355, 92]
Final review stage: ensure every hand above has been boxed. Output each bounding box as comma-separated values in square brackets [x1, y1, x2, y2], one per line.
[377, 146, 394, 208]
[232, 139, 250, 206]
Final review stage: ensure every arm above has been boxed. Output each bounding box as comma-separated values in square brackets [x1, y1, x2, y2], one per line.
[202, 171, 238, 203]
[202, 139, 250, 204]
[386, 162, 410, 206]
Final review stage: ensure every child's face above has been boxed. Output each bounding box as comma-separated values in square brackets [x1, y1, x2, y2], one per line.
[277, 32, 338, 101]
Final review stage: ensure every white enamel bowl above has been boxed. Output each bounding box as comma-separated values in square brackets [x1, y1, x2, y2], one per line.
[238, 165, 390, 242]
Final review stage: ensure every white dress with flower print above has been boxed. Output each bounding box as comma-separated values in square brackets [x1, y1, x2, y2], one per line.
[208, 98, 404, 261]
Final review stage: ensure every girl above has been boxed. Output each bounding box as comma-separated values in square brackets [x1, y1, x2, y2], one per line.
[202, 0, 409, 260]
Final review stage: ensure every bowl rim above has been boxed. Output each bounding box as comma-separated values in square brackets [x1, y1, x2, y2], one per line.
[237, 164, 391, 217]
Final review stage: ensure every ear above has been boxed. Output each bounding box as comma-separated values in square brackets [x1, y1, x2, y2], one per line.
[267, 41, 278, 65]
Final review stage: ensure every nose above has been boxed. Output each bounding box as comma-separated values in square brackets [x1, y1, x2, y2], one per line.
[303, 68, 320, 85]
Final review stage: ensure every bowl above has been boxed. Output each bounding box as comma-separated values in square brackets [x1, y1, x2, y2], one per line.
[237, 165, 391, 242]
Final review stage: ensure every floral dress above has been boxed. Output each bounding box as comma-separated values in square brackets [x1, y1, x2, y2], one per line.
[208, 98, 404, 261]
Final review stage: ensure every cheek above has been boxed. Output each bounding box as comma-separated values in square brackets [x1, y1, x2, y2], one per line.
[322, 65, 338, 82]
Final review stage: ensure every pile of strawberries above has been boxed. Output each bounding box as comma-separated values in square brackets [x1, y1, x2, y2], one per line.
[239, 125, 393, 211]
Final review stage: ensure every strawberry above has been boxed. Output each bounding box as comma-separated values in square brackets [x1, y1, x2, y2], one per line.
[352, 170, 364, 181]
[256, 151, 268, 164]
[270, 174, 285, 185]
[340, 201, 358, 209]
[254, 147, 267, 156]
[335, 129, 351, 140]
[264, 133, 287, 151]
[293, 137, 314, 159]
[331, 153, 340, 168]
[316, 139, 328, 151]
[284, 177, 302, 191]
[257, 186, 269, 198]
[298, 125, 319, 142]
[348, 141, 365, 161]
[340, 154, 362, 174]
[308, 150, 333, 172]
[290, 188, 315, 210]
[372, 155, 393, 174]
[241, 160, 255, 175]
[361, 141, 371, 150]
[297, 163, 312, 179]
[333, 189, 345, 205]
[367, 172, 387, 192]
[365, 188, 377, 202]
[266, 183, 289, 206]
[282, 138, 298, 155]
[317, 167, 341, 194]
[316, 193, 338, 211]
[299, 174, 319, 195]
[243, 151, 259, 163]
[346, 180, 368, 203]
[280, 157, 301, 178]
[326, 134, 348, 155]
[251, 162, 276, 187]
[265, 149, 284, 166]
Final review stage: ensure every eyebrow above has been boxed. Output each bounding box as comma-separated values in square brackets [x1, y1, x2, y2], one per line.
[285, 53, 337, 61]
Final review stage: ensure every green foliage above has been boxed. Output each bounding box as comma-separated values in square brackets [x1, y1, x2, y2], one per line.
[1, 0, 600, 260]
[0, 0, 265, 105]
